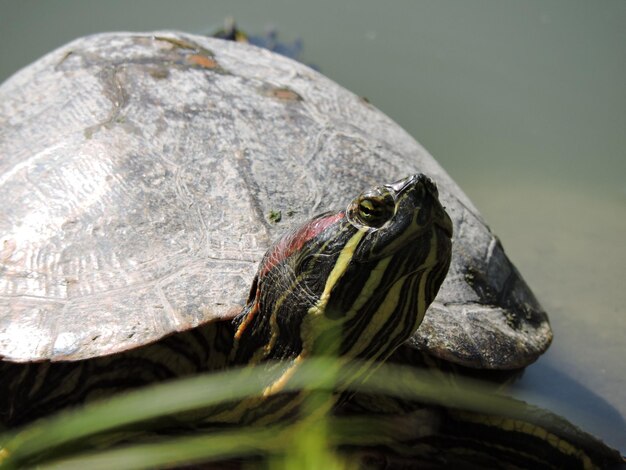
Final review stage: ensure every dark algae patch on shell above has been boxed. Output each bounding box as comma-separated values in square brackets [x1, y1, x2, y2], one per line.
[268, 210, 282, 223]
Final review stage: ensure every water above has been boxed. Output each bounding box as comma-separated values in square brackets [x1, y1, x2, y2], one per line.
[1, 0, 625, 452]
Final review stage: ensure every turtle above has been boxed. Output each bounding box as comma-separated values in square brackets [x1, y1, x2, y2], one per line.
[1, 31, 623, 470]
[0, 30, 551, 412]
[0, 30, 551, 417]
[0, 31, 550, 370]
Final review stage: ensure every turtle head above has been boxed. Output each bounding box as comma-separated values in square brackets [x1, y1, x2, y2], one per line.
[347, 173, 453, 263]
[232, 174, 452, 367]
[308, 173, 453, 361]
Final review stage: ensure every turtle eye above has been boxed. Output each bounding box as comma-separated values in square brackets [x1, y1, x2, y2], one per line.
[350, 190, 395, 229]
[358, 198, 384, 222]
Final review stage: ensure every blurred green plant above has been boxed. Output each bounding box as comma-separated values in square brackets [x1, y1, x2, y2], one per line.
[0, 358, 622, 469]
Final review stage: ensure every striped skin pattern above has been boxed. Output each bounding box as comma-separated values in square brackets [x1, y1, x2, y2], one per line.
[0, 322, 235, 426]
[220, 174, 453, 423]
[0, 174, 452, 428]
[344, 355, 626, 470]
[342, 406, 625, 470]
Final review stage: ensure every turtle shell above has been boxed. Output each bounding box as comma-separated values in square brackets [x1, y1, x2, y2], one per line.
[0, 32, 551, 368]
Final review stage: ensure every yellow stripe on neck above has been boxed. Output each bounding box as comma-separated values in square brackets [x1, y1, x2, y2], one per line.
[308, 229, 367, 318]
[300, 229, 367, 359]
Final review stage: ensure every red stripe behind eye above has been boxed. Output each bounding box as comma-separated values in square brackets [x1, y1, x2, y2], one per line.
[260, 212, 345, 276]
